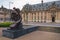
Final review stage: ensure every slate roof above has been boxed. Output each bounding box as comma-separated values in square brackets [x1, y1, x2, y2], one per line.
[22, 1, 60, 11]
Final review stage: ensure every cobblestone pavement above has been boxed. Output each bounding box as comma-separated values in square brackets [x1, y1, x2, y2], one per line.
[0, 28, 60, 40]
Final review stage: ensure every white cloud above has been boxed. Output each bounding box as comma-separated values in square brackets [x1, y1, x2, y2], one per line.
[12, 0, 27, 10]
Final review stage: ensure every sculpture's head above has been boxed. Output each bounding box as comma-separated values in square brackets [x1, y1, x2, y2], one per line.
[13, 7, 16, 10]
[11, 7, 21, 21]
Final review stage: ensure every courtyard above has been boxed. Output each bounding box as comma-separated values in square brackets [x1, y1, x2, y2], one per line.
[0, 28, 60, 40]
[0, 22, 60, 40]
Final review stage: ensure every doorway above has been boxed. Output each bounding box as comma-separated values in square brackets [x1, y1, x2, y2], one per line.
[52, 17, 55, 22]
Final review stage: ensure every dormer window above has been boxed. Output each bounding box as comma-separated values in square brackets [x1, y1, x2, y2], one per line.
[34, 5, 36, 8]
[46, 4, 48, 6]
[52, 2, 55, 5]
[39, 5, 41, 7]
[57, 5, 59, 7]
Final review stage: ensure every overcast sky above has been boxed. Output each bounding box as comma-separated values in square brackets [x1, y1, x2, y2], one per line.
[0, 0, 58, 10]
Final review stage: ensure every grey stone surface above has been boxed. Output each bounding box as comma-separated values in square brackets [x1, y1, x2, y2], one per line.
[23, 22, 60, 27]
[2, 26, 38, 39]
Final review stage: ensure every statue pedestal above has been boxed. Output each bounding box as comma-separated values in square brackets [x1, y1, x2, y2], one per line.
[2, 26, 38, 39]
[2, 29, 25, 39]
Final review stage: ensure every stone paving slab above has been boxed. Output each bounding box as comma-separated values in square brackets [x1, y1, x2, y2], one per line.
[23, 22, 60, 27]
[0, 28, 60, 40]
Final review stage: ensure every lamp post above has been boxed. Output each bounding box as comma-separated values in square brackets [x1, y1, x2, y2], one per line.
[9, 2, 13, 21]
[9, 2, 13, 10]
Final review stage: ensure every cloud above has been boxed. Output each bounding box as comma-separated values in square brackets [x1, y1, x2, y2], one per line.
[12, 0, 27, 10]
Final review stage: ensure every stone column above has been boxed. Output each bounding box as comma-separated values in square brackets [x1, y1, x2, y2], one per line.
[55, 11, 57, 22]
[47, 12, 49, 23]
[26, 13, 28, 22]
[46, 12, 48, 23]
[25, 13, 26, 22]
[56, 11, 60, 22]
[24, 13, 25, 22]
[35, 12, 37, 22]
[39, 12, 41, 22]
[44, 12, 46, 23]
[57, 11, 59, 22]
[38, 12, 39, 22]
[33, 12, 36, 22]
[25, 13, 28, 22]
[32, 12, 33, 22]
[31, 12, 33, 22]
[41, 11, 43, 23]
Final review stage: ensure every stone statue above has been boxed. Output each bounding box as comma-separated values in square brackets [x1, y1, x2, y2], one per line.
[8, 7, 23, 30]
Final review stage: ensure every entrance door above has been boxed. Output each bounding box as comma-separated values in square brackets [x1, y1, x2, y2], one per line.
[52, 17, 55, 22]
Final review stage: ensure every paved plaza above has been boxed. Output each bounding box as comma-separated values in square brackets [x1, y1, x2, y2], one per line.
[0, 28, 60, 40]
[0, 22, 60, 40]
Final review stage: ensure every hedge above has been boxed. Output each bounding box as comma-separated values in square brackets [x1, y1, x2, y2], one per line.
[0, 22, 13, 27]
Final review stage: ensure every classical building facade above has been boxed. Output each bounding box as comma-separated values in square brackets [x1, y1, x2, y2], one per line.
[0, 6, 13, 22]
[21, 1, 60, 23]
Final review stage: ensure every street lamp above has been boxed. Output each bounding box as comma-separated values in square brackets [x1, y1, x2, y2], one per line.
[9, 2, 13, 21]
[9, 2, 13, 9]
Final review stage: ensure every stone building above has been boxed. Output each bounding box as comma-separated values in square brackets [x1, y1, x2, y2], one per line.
[21, 1, 60, 23]
[0, 6, 13, 22]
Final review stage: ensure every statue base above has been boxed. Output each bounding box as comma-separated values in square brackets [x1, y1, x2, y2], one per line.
[2, 26, 38, 39]
[2, 29, 25, 39]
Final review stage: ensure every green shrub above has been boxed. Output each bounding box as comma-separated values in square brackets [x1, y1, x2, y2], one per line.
[0, 22, 13, 27]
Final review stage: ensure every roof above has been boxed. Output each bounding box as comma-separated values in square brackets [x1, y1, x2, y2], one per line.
[22, 1, 60, 11]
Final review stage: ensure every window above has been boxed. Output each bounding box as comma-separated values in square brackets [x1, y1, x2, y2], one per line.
[57, 5, 59, 7]
[46, 4, 48, 6]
